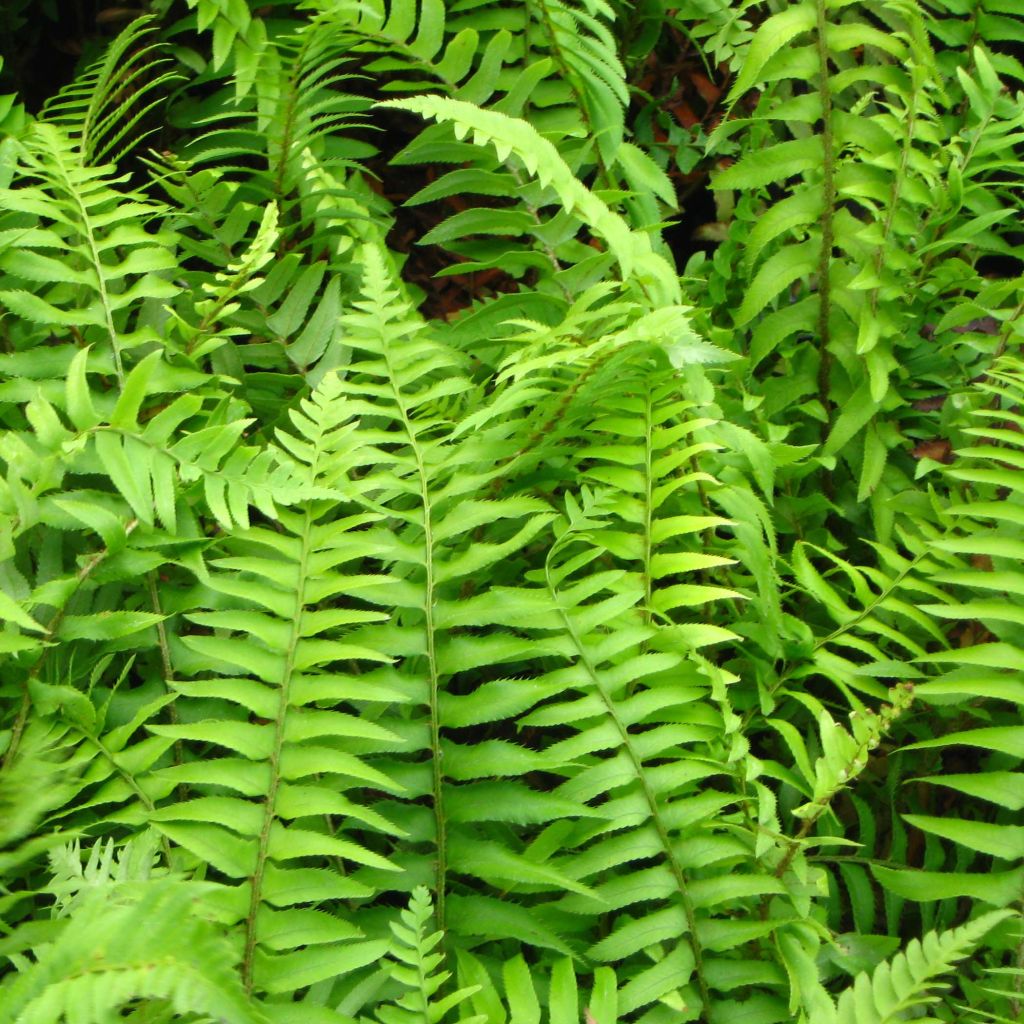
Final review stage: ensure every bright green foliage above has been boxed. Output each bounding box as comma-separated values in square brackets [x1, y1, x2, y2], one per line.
[1, 2, 1023, 1024]
[0, 882, 264, 1024]
[378, 886, 483, 1024]
[831, 910, 1015, 1024]
[0, 122, 178, 382]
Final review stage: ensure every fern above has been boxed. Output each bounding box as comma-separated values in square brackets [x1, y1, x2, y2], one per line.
[0, 879, 264, 1024]
[522, 0, 629, 168]
[881, 360, 1024, 900]
[334, 243, 577, 941]
[443, 342, 764, 1018]
[182, 0, 270, 97]
[39, 15, 177, 167]
[340, 0, 515, 103]
[341, 0, 630, 171]
[3, 3, 1024, 1023]
[0, 123, 178, 383]
[184, 13, 369, 215]
[382, 96, 682, 306]
[149, 370, 401, 1005]
[377, 886, 482, 1024]
[704, 0, 1024, 512]
[829, 910, 1015, 1024]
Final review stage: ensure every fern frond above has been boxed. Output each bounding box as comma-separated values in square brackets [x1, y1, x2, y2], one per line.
[379, 97, 681, 307]
[61, 342, 299, 535]
[832, 910, 1015, 1024]
[0, 880, 265, 1024]
[0, 123, 178, 383]
[337, 243, 573, 934]
[880, 360, 1024, 896]
[526, 0, 628, 166]
[183, 0, 270, 96]
[340, 0, 514, 103]
[22, 672, 177, 837]
[39, 15, 177, 166]
[515, 491, 765, 1017]
[460, 950, 620, 1024]
[0, 720, 79, 879]
[151, 370, 401, 999]
[377, 886, 482, 1024]
[185, 14, 369, 215]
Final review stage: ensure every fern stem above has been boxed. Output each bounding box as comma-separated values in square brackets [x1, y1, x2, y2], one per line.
[549, 562, 712, 1020]
[813, 548, 929, 653]
[271, 28, 312, 206]
[147, 572, 176, 691]
[488, 346, 616, 506]
[1012, 902, 1024, 1019]
[994, 297, 1024, 360]
[773, 807, 823, 883]
[641, 386, 654, 628]
[3, 698, 31, 778]
[48, 139, 126, 385]
[775, 689, 913, 887]
[147, 572, 186, 793]
[81, 731, 175, 863]
[510, 168, 573, 303]
[380, 340, 448, 930]
[814, 0, 835, 443]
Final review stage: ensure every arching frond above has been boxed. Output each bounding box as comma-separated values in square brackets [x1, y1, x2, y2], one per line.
[40, 15, 177, 166]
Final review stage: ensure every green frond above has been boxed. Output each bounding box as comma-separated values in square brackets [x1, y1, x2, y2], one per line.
[340, 0, 514, 103]
[39, 16, 178, 166]
[0, 122, 178, 383]
[787, 534, 950, 701]
[379, 97, 681, 307]
[510, 508, 758, 1016]
[0, 720, 79, 877]
[152, 370, 402, 999]
[335, 243, 571, 934]
[524, 0, 628, 165]
[185, 14, 370, 213]
[876, 359, 1024, 901]
[0, 880, 265, 1024]
[340, 0, 629, 170]
[832, 910, 1015, 1024]
[183, 0, 270, 95]
[459, 951, 620, 1024]
[377, 886, 482, 1024]
[3, 2, 1023, 1022]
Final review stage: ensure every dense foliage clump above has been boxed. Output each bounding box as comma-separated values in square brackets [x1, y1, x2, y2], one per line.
[0, 1, 1022, 1022]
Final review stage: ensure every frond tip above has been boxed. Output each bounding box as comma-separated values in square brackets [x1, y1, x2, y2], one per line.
[40, 15, 178, 166]
[376, 96, 680, 305]
[832, 910, 1015, 1024]
[378, 886, 482, 1024]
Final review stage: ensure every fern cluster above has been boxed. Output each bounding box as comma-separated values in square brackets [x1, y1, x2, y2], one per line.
[1, 2, 1022, 1023]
